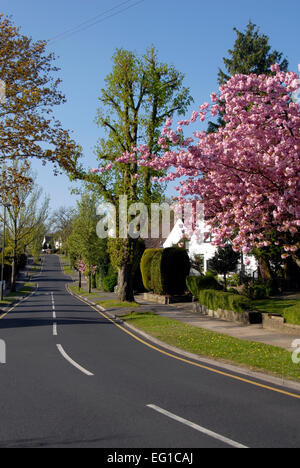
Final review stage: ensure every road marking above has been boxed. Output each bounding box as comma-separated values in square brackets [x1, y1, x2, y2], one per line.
[66, 286, 300, 401]
[147, 404, 248, 449]
[56, 344, 94, 376]
[51, 291, 57, 324]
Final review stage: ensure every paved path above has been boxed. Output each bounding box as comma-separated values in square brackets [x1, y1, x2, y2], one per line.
[135, 297, 299, 352]
[65, 262, 300, 352]
[1, 254, 298, 447]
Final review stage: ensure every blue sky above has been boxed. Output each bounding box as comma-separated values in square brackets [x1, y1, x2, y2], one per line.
[1, 0, 300, 212]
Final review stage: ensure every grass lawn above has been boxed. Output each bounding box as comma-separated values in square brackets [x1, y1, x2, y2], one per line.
[96, 300, 140, 309]
[253, 298, 300, 325]
[121, 311, 300, 381]
[0, 282, 35, 306]
[252, 298, 298, 314]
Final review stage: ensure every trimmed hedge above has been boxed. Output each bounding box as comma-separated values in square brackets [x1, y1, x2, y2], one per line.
[151, 247, 190, 295]
[141, 247, 190, 295]
[140, 249, 161, 291]
[132, 239, 146, 292]
[151, 250, 164, 295]
[199, 289, 252, 313]
[186, 275, 223, 297]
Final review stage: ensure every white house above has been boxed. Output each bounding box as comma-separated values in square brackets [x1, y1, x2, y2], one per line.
[163, 219, 258, 277]
[42, 235, 62, 251]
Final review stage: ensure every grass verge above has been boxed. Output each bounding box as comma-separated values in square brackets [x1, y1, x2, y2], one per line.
[121, 311, 300, 381]
[96, 300, 140, 309]
[0, 282, 35, 306]
[64, 265, 75, 275]
[69, 285, 95, 297]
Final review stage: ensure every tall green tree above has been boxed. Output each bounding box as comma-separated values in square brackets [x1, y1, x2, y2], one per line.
[67, 194, 109, 293]
[209, 246, 240, 291]
[49, 206, 76, 250]
[218, 21, 288, 84]
[0, 14, 77, 182]
[69, 47, 192, 301]
[208, 21, 289, 133]
[1, 164, 49, 291]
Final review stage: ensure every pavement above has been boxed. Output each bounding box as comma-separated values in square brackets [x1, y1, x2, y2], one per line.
[65, 262, 299, 352]
[0, 254, 300, 448]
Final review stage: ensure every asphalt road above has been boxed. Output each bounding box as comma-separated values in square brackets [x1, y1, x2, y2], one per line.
[0, 254, 299, 448]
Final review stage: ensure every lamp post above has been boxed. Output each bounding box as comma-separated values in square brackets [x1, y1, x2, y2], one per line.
[0, 203, 11, 301]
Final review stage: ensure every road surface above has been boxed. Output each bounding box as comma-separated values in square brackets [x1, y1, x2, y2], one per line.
[0, 255, 299, 448]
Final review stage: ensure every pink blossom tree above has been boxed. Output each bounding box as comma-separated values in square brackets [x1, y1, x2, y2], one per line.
[140, 65, 300, 272]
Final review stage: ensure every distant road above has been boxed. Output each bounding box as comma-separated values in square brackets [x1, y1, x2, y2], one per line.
[0, 255, 299, 448]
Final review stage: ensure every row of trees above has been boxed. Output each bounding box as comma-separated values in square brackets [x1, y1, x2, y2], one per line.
[1, 13, 299, 299]
[0, 13, 77, 290]
[45, 21, 300, 299]
[0, 164, 49, 290]
[65, 20, 298, 300]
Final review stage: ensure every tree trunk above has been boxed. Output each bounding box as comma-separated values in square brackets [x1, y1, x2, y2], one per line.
[88, 272, 92, 294]
[78, 271, 81, 290]
[292, 255, 300, 269]
[257, 257, 273, 284]
[117, 263, 134, 302]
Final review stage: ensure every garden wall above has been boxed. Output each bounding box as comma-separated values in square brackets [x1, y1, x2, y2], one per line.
[192, 302, 262, 325]
[262, 314, 300, 336]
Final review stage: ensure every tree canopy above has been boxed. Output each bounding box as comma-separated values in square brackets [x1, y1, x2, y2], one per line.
[0, 14, 77, 183]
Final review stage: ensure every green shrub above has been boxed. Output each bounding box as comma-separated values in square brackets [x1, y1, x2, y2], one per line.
[17, 254, 27, 271]
[103, 273, 118, 292]
[266, 279, 279, 296]
[161, 247, 190, 295]
[149, 247, 190, 295]
[132, 239, 146, 292]
[227, 288, 240, 295]
[186, 275, 223, 298]
[227, 274, 239, 287]
[199, 289, 252, 313]
[140, 249, 161, 291]
[282, 302, 300, 326]
[102, 265, 118, 292]
[205, 269, 218, 278]
[253, 284, 268, 299]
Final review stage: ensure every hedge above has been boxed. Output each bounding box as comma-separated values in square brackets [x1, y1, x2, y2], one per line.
[151, 247, 190, 295]
[140, 249, 161, 291]
[199, 289, 252, 313]
[103, 273, 118, 292]
[186, 275, 223, 297]
[102, 264, 118, 292]
[132, 239, 146, 292]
